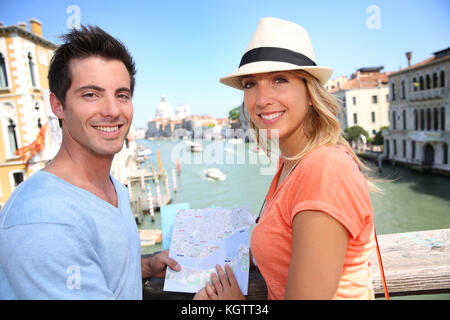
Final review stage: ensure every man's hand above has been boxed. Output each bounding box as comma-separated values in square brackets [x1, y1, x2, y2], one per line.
[141, 250, 180, 279]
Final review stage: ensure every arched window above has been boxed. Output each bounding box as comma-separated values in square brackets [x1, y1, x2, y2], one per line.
[28, 52, 36, 87]
[426, 109, 431, 131]
[434, 108, 439, 131]
[392, 111, 396, 130]
[442, 107, 446, 130]
[414, 109, 418, 130]
[419, 76, 424, 90]
[401, 80, 405, 99]
[403, 109, 407, 130]
[444, 143, 448, 165]
[0, 52, 8, 88]
[440, 70, 446, 87]
[7, 118, 18, 155]
[426, 74, 431, 89]
[420, 109, 425, 130]
[433, 73, 438, 88]
[391, 83, 395, 100]
[413, 77, 418, 92]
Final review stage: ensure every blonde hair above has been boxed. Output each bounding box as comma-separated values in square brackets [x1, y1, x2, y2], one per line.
[242, 69, 381, 193]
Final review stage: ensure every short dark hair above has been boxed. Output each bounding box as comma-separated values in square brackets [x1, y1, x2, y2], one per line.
[48, 25, 136, 106]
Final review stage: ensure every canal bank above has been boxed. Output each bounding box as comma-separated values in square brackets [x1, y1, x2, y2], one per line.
[136, 139, 450, 299]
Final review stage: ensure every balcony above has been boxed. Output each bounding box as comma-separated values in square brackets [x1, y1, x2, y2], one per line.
[409, 87, 447, 101]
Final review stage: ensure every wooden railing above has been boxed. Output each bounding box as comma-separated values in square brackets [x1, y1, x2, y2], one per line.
[143, 228, 450, 299]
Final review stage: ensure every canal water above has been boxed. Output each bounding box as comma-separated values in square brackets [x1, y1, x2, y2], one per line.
[136, 139, 450, 300]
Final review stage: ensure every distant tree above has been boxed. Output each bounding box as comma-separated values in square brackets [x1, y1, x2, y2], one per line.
[344, 125, 369, 142]
[372, 126, 389, 145]
[228, 106, 240, 120]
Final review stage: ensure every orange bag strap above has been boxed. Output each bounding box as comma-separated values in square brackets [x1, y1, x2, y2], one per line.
[374, 227, 390, 300]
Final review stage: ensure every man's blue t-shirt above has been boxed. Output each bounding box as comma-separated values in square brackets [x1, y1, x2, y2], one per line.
[0, 171, 142, 299]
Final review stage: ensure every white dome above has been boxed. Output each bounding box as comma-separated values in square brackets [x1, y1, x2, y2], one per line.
[155, 95, 174, 120]
[175, 103, 190, 120]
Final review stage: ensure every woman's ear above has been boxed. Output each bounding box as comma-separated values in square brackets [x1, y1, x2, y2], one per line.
[49, 92, 64, 121]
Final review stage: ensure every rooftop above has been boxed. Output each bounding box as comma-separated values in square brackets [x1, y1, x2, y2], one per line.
[328, 67, 390, 93]
[389, 46, 450, 76]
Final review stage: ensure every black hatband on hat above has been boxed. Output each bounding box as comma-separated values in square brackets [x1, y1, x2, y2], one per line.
[239, 47, 316, 68]
[239, 47, 317, 68]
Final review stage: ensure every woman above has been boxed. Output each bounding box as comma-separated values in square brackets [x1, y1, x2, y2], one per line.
[197, 17, 378, 300]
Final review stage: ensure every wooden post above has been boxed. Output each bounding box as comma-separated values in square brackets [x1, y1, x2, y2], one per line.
[155, 182, 162, 209]
[127, 179, 133, 201]
[164, 175, 170, 196]
[140, 170, 145, 191]
[147, 188, 154, 222]
[172, 169, 177, 193]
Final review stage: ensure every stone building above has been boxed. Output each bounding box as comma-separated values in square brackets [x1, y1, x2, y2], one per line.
[0, 19, 61, 208]
[384, 47, 449, 175]
[328, 67, 391, 138]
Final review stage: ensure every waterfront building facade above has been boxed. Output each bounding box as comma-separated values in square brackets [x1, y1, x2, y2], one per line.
[328, 67, 390, 138]
[384, 47, 449, 175]
[0, 19, 61, 209]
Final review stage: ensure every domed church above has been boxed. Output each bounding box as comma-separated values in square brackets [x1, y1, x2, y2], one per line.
[155, 95, 175, 120]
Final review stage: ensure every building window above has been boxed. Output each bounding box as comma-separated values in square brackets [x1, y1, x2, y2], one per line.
[420, 109, 425, 130]
[426, 109, 431, 131]
[403, 140, 406, 158]
[412, 141, 416, 159]
[433, 73, 438, 88]
[444, 143, 448, 165]
[392, 111, 396, 130]
[393, 139, 397, 156]
[403, 110, 407, 130]
[7, 118, 19, 155]
[28, 52, 36, 87]
[419, 76, 424, 90]
[440, 70, 445, 87]
[12, 172, 24, 187]
[371, 111, 376, 123]
[413, 77, 418, 92]
[352, 97, 356, 105]
[353, 113, 358, 124]
[0, 53, 8, 88]
[391, 83, 396, 100]
[414, 109, 418, 130]
[442, 107, 446, 130]
[434, 108, 439, 131]
[401, 81, 405, 99]
[426, 74, 431, 89]
[372, 95, 378, 104]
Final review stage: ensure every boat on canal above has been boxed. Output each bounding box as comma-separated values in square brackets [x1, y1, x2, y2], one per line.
[205, 168, 226, 181]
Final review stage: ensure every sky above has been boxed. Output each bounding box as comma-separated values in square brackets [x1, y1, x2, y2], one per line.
[1, 0, 449, 129]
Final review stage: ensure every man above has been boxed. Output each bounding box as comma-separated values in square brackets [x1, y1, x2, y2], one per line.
[0, 25, 179, 299]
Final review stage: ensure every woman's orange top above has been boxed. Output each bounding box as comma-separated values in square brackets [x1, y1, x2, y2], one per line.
[251, 145, 376, 299]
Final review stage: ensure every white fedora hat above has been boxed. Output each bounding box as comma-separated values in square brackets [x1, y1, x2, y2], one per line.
[220, 17, 333, 90]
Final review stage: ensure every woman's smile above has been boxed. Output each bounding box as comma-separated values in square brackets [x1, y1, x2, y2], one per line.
[259, 111, 286, 124]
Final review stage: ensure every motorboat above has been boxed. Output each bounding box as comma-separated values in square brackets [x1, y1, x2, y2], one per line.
[205, 168, 226, 181]
[136, 148, 152, 162]
[227, 138, 243, 144]
[186, 141, 203, 152]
